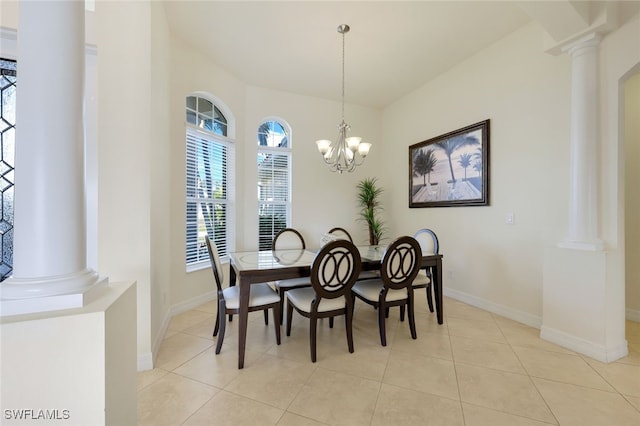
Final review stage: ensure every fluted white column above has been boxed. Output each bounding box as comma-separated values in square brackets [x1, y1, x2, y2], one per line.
[559, 33, 604, 251]
[1, 0, 99, 307]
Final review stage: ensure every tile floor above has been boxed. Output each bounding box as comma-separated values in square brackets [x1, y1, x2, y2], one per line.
[138, 296, 640, 426]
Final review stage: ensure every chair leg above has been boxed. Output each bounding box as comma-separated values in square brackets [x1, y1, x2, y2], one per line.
[310, 316, 318, 363]
[400, 305, 405, 322]
[286, 301, 294, 336]
[426, 283, 434, 313]
[329, 317, 334, 328]
[279, 289, 286, 325]
[345, 306, 354, 354]
[378, 303, 387, 347]
[215, 304, 227, 354]
[272, 305, 281, 345]
[213, 306, 220, 337]
[263, 309, 269, 325]
[408, 300, 417, 340]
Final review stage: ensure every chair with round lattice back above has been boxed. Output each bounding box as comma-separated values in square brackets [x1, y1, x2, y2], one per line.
[285, 239, 362, 362]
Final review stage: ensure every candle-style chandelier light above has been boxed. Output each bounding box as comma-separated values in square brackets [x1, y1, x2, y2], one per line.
[316, 24, 371, 173]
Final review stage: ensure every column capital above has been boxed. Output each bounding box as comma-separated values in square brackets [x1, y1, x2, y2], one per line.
[562, 32, 602, 57]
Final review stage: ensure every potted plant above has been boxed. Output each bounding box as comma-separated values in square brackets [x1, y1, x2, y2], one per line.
[357, 177, 385, 245]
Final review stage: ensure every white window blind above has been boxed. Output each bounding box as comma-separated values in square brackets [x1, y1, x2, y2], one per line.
[186, 126, 232, 266]
[257, 120, 291, 251]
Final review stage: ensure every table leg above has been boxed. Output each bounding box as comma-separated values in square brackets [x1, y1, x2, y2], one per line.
[238, 276, 250, 369]
[434, 258, 443, 324]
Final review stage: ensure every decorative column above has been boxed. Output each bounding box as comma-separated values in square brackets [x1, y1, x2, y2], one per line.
[0, 0, 100, 313]
[559, 33, 604, 251]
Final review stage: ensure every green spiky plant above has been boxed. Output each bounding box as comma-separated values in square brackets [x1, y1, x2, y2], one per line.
[357, 177, 385, 245]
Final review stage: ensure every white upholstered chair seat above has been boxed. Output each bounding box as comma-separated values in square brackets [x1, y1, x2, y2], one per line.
[412, 271, 431, 287]
[275, 277, 311, 289]
[286, 287, 348, 313]
[223, 283, 280, 310]
[352, 279, 408, 303]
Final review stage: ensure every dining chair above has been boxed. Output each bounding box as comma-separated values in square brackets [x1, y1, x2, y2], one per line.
[351, 236, 422, 346]
[285, 239, 362, 362]
[272, 228, 311, 324]
[205, 236, 281, 354]
[412, 228, 439, 313]
[327, 227, 353, 242]
[327, 227, 378, 281]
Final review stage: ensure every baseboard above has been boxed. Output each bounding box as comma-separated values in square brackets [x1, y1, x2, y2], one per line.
[540, 325, 629, 363]
[137, 291, 217, 372]
[137, 352, 154, 372]
[170, 290, 216, 317]
[443, 287, 542, 328]
[626, 307, 640, 322]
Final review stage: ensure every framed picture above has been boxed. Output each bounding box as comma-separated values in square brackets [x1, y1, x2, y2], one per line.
[409, 119, 490, 208]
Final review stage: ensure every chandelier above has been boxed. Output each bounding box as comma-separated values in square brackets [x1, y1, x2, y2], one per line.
[316, 24, 371, 173]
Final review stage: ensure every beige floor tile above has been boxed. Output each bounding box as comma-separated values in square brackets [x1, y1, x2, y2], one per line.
[446, 316, 507, 344]
[224, 353, 316, 409]
[167, 309, 215, 332]
[383, 350, 459, 400]
[618, 341, 640, 365]
[583, 357, 640, 397]
[513, 347, 614, 391]
[494, 318, 574, 355]
[288, 368, 381, 426]
[624, 394, 640, 411]
[276, 412, 329, 426]
[533, 377, 640, 426]
[462, 403, 557, 426]
[183, 390, 283, 426]
[371, 383, 464, 426]
[155, 332, 213, 371]
[182, 316, 218, 339]
[393, 328, 453, 361]
[445, 299, 495, 322]
[137, 372, 218, 426]
[455, 363, 555, 424]
[172, 345, 262, 389]
[192, 299, 218, 314]
[450, 335, 525, 374]
[136, 367, 169, 391]
[317, 337, 391, 381]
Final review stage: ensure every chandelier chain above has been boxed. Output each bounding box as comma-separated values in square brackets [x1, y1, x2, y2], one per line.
[341, 27, 345, 121]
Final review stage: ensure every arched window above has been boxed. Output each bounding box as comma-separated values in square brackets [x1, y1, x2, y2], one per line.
[257, 119, 291, 250]
[185, 95, 235, 269]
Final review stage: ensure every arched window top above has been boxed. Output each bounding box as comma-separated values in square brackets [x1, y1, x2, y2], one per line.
[258, 118, 290, 149]
[186, 93, 234, 138]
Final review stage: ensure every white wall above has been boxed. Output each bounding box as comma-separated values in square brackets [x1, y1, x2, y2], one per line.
[149, 1, 173, 364]
[625, 73, 640, 319]
[96, 1, 153, 366]
[167, 36, 382, 308]
[381, 22, 571, 325]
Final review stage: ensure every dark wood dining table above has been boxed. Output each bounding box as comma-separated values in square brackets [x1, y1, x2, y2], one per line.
[228, 245, 444, 369]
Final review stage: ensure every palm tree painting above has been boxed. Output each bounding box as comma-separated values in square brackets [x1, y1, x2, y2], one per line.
[409, 120, 490, 207]
[412, 148, 438, 185]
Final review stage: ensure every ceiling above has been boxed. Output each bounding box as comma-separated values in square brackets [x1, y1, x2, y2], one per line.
[162, 1, 630, 109]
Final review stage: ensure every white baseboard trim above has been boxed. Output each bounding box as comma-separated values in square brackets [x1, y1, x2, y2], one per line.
[137, 291, 217, 372]
[137, 352, 154, 372]
[170, 290, 217, 317]
[540, 325, 628, 363]
[443, 287, 542, 328]
[626, 308, 640, 322]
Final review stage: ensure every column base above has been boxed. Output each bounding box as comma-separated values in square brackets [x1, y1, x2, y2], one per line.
[0, 271, 108, 317]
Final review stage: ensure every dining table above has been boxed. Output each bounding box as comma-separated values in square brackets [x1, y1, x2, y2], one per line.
[228, 245, 444, 369]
